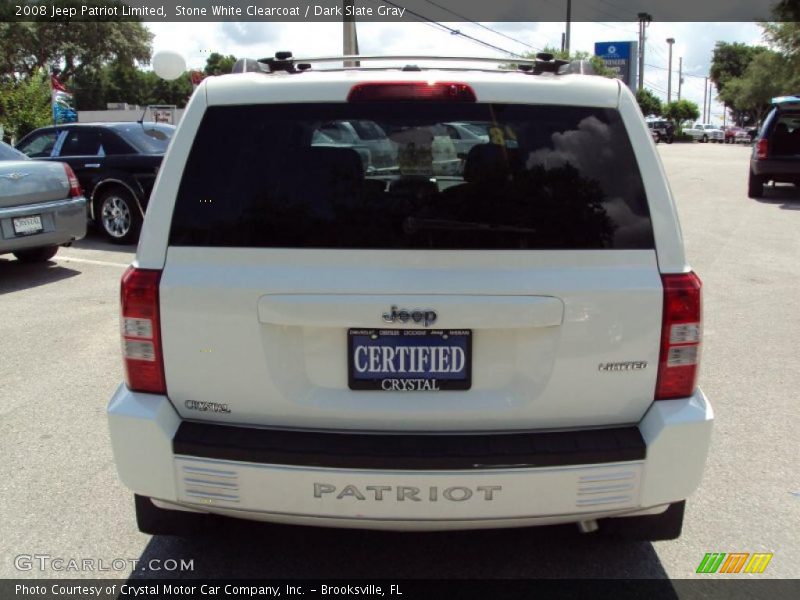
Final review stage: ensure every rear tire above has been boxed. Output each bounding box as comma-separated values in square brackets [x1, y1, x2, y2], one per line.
[702, 134, 708, 143]
[96, 187, 142, 245]
[748, 170, 764, 198]
[134, 494, 208, 536]
[599, 501, 685, 541]
[13, 246, 58, 263]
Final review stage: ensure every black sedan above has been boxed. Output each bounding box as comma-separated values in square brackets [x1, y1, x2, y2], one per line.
[16, 122, 175, 243]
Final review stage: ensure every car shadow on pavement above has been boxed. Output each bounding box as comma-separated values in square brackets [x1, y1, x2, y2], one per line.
[72, 229, 138, 252]
[0, 258, 80, 293]
[128, 519, 676, 584]
[754, 184, 800, 209]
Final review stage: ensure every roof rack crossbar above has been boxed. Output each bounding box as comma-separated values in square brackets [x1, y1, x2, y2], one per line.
[233, 53, 594, 77]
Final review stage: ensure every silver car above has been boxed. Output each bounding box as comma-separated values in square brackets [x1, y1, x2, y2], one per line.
[0, 141, 86, 262]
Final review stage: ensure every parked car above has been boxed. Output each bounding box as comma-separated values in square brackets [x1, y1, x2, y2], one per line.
[16, 122, 175, 244]
[646, 119, 674, 144]
[0, 141, 86, 262]
[315, 120, 398, 173]
[108, 53, 712, 542]
[749, 95, 800, 198]
[683, 122, 724, 143]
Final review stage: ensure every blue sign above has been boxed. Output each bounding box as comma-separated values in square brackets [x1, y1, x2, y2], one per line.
[594, 41, 637, 89]
[595, 41, 632, 60]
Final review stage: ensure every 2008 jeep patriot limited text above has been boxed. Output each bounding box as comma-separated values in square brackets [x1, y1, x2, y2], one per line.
[107, 53, 713, 540]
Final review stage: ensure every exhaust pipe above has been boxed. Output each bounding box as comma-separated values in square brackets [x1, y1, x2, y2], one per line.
[577, 519, 599, 534]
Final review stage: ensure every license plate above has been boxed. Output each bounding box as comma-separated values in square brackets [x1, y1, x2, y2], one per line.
[348, 329, 472, 391]
[12, 215, 43, 235]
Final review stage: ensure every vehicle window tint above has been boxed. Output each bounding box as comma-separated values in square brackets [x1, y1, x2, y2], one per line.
[350, 119, 387, 140]
[170, 103, 653, 250]
[60, 129, 103, 156]
[113, 124, 174, 154]
[17, 131, 58, 158]
[771, 112, 800, 156]
[100, 131, 135, 155]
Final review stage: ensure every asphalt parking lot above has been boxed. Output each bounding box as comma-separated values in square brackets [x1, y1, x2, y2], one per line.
[1, 142, 798, 581]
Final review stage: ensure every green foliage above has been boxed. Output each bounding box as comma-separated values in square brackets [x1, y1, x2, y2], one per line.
[709, 42, 766, 94]
[718, 51, 797, 125]
[636, 88, 662, 117]
[204, 53, 237, 76]
[71, 62, 193, 110]
[761, 0, 800, 59]
[663, 100, 700, 127]
[0, 19, 152, 81]
[0, 70, 52, 143]
[713, 3, 800, 126]
[501, 47, 614, 77]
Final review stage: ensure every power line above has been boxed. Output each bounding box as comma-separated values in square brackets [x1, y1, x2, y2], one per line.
[582, 1, 632, 23]
[373, 0, 523, 57]
[645, 62, 706, 78]
[420, 0, 541, 51]
[595, 0, 636, 14]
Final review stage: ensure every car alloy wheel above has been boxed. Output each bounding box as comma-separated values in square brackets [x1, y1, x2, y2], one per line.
[101, 194, 132, 239]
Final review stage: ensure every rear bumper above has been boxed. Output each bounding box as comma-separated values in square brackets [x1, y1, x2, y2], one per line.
[0, 196, 86, 254]
[751, 158, 800, 181]
[107, 387, 713, 530]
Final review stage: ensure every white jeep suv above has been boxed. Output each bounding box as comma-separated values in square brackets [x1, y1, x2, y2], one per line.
[108, 53, 712, 540]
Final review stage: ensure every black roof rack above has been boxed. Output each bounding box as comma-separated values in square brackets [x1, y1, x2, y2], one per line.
[231, 53, 597, 77]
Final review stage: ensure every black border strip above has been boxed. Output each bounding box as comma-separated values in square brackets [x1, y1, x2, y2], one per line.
[173, 421, 645, 469]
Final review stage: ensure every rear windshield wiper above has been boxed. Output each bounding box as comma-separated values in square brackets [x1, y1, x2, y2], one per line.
[403, 217, 537, 235]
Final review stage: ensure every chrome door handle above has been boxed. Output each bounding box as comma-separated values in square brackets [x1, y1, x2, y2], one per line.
[84, 163, 101, 168]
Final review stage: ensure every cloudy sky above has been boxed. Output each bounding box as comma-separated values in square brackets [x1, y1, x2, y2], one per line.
[145, 20, 764, 124]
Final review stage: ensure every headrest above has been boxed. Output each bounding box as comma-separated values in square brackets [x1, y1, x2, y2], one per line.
[463, 143, 518, 184]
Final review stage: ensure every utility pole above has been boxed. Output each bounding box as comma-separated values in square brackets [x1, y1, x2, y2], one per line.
[703, 76, 708, 122]
[666, 38, 675, 103]
[677, 57, 683, 100]
[343, 0, 359, 67]
[637, 13, 652, 91]
[564, 0, 571, 54]
[707, 81, 714, 122]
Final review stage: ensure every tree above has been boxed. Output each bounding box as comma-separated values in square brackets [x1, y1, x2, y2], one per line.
[709, 42, 766, 95]
[636, 89, 662, 116]
[0, 2, 152, 81]
[204, 53, 237, 76]
[0, 70, 52, 143]
[71, 63, 194, 110]
[663, 99, 700, 129]
[501, 47, 614, 77]
[761, 0, 800, 59]
[718, 51, 796, 125]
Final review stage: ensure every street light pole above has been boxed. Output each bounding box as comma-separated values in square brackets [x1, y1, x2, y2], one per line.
[678, 57, 683, 100]
[666, 38, 675, 103]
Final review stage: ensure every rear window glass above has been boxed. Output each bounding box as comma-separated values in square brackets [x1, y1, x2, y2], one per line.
[113, 124, 174, 154]
[170, 103, 653, 250]
[769, 111, 800, 156]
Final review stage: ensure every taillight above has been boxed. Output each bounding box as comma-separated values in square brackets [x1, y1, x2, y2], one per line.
[756, 138, 768, 160]
[121, 267, 166, 395]
[348, 82, 476, 102]
[63, 163, 82, 197]
[655, 272, 702, 400]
